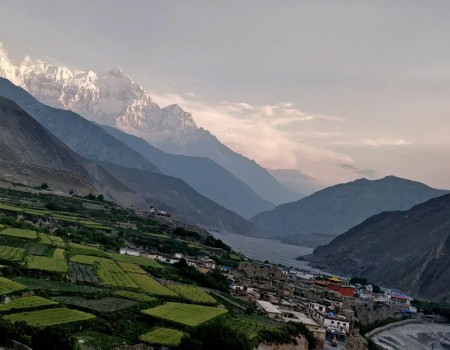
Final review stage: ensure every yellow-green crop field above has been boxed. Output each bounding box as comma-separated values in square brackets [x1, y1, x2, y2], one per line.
[96, 261, 138, 288]
[140, 327, 185, 347]
[5, 307, 95, 327]
[113, 290, 157, 303]
[70, 255, 114, 265]
[167, 285, 216, 305]
[142, 302, 227, 327]
[26, 256, 68, 273]
[52, 248, 66, 259]
[39, 233, 66, 247]
[69, 242, 100, 251]
[0, 245, 25, 261]
[0, 296, 58, 312]
[129, 274, 178, 297]
[0, 228, 37, 240]
[108, 253, 162, 268]
[117, 262, 146, 274]
[0, 276, 27, 295]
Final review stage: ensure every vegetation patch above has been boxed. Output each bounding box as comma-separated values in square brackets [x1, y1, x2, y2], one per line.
[13, 277, 102, 294]
[113, 290, 157, 303]
[117, 261, 146, 274]
[0, 228, 37, 240]
[52, 248, 66, 259]
[51, 296, 137, 313]
[96, 261, 138, 288]
[140, 327, 185, 347]
[26, 256, 68, 273]
[108, 252, 162, 268]
[167, 285, 216, 305]
[69, 242, 100, 251]
[68, 262, 99, 283]
[5, 307, 95, 327]
[0, 245, 25, 261]
[70, 254, 113, 265]
[0, 276, 27, 295]
[0, 296, 58, 312]
[27, 243, 48, 256]
[142, 302, 228, 327]
[129, 273, 178, 297]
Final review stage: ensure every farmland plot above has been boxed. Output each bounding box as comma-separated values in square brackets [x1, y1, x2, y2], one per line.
[13, 277, 102, 294]
[70, 255, 114, 265]
[108, 253, 162, 268]
[27, 243, 48, 256]
[0, 296, 58, 312]
[51, 296, 137, 313]
[0, 245, 25, 261]
[0, 228, 37, 240]
[38, 233, 52, 245]
[69, 242, 100, 251]
[26, 256, 68, 273]
[52, 248, 66, 259]
[0, 276, 26, 295]
[68, 262, 99, 283]
[167, 285, 216, 305]
[117, 262, 146, 274]
[140, 327, 185, 347]
[113, 291, 157, 303]
[128, 274, 177, 297]
[5, 307, 95, 327]
[142, 302, 227, 327]
[96, 261, 138, 288]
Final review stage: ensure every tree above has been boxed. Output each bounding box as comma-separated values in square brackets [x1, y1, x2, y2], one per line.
[40, 183, 49, 190]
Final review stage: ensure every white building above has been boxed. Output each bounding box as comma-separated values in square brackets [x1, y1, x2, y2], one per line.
[256, 300, 282, 319]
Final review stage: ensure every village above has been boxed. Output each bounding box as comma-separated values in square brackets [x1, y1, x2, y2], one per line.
[119, 245, 417, 350]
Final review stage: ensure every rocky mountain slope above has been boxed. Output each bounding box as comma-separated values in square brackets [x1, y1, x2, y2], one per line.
[252, 176, 449, 247]
[0, 96, 129, 197]
[306, 194, 450, 302]
[100, 124, 274, 218]
[0, 78, 261, 235]
[0, 57, 299, 205]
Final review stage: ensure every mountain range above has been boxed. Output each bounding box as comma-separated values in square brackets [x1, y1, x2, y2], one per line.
[0, 57, 300, 205]
[0, 79, 260, 236]
[306, 194, 450, 302]
[251, 176, 449, 247]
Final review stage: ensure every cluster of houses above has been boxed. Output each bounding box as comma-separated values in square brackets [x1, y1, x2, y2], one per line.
[227, 260, 415, 349]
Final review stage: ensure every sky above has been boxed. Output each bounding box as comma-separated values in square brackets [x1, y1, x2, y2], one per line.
[1, 1, 450, 189]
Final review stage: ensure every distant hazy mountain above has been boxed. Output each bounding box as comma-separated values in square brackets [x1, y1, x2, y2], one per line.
[268, 168, 323, 197]
[0, 57, 299, 205]
[100, 124, 274, 218]
[251, 176, 449, 246]
[99, 162, 261, 236]
[0, 96, 129, 197]
[306, 194, 450, 302]
[0, 78, 261, 235]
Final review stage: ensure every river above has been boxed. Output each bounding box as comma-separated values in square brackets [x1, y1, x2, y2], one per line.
[210, 231, 324, 272]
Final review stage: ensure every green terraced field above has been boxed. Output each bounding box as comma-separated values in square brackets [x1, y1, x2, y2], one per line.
[52, 248, 66, 259]
[0, 228, 37, 240]
[0, 277, 27, 295]
[129, 273, 177, 297]
[108, 253, 162, 268]
[5, 307, 95, 327]
[140, 327, 185, 347]
[96, 261, 138, 288]
[113, 291, 157, 303]
[0, 296, 58, 312]
[117, 261, 146, 274]
[70, 255, 114, 265]
[167, 285, 216, 305]
[69, 242, 100, 251]
[0, 245, 25, 261]
[142, 302, 228, 327]
[26, 256, 68, 273]
[51, 296, 137, 313]
[13, 277, 102, 294]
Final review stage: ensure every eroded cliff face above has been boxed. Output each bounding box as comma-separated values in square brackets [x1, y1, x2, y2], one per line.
[352, 303, 401, 325]
[256, 336, 308, 350]
[343, 331, 368, 350]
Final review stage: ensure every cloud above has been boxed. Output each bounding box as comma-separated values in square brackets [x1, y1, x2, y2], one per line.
[0, 42, 10, 62]
[357, 169, 378, 178]
[361, 138, 412, 146]
[338, 163, 358, 171]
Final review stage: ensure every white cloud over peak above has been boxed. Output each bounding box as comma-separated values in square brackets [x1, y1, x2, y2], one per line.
[361, 138, 412, 147]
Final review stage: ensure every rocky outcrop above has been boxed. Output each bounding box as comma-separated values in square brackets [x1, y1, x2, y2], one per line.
[256, 336, 308, 350]
[343, 331, 368, 350]
[352, 303, 401, 326]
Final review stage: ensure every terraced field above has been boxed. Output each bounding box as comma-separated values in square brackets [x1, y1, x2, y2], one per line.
[68, 262, 99, 283]
[0, 228, 37, 240]
[5, 307, 95, 327]
[0, 296, 58, 312]
[26, 256, 68, 273]
[51, 296, 137, 313]
[140, 327, 185, 347]
[52, 248, 66, 259]
[113, 291, 157, 303]
[0, 276, 27, 295]
[108, 253, 162, 268]
[117, 261, 146, 274]
[70, 255, 114, 265]
[167, 285, 216, 305]
[142, 302, 228, 327]
[96, 261, 138, 288]
[0, 245, 25, 261]
[13, 277, 102, 294]
[129, 274, 178, 297]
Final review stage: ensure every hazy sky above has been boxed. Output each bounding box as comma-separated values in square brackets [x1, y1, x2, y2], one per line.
[1, 1, 450, 188]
